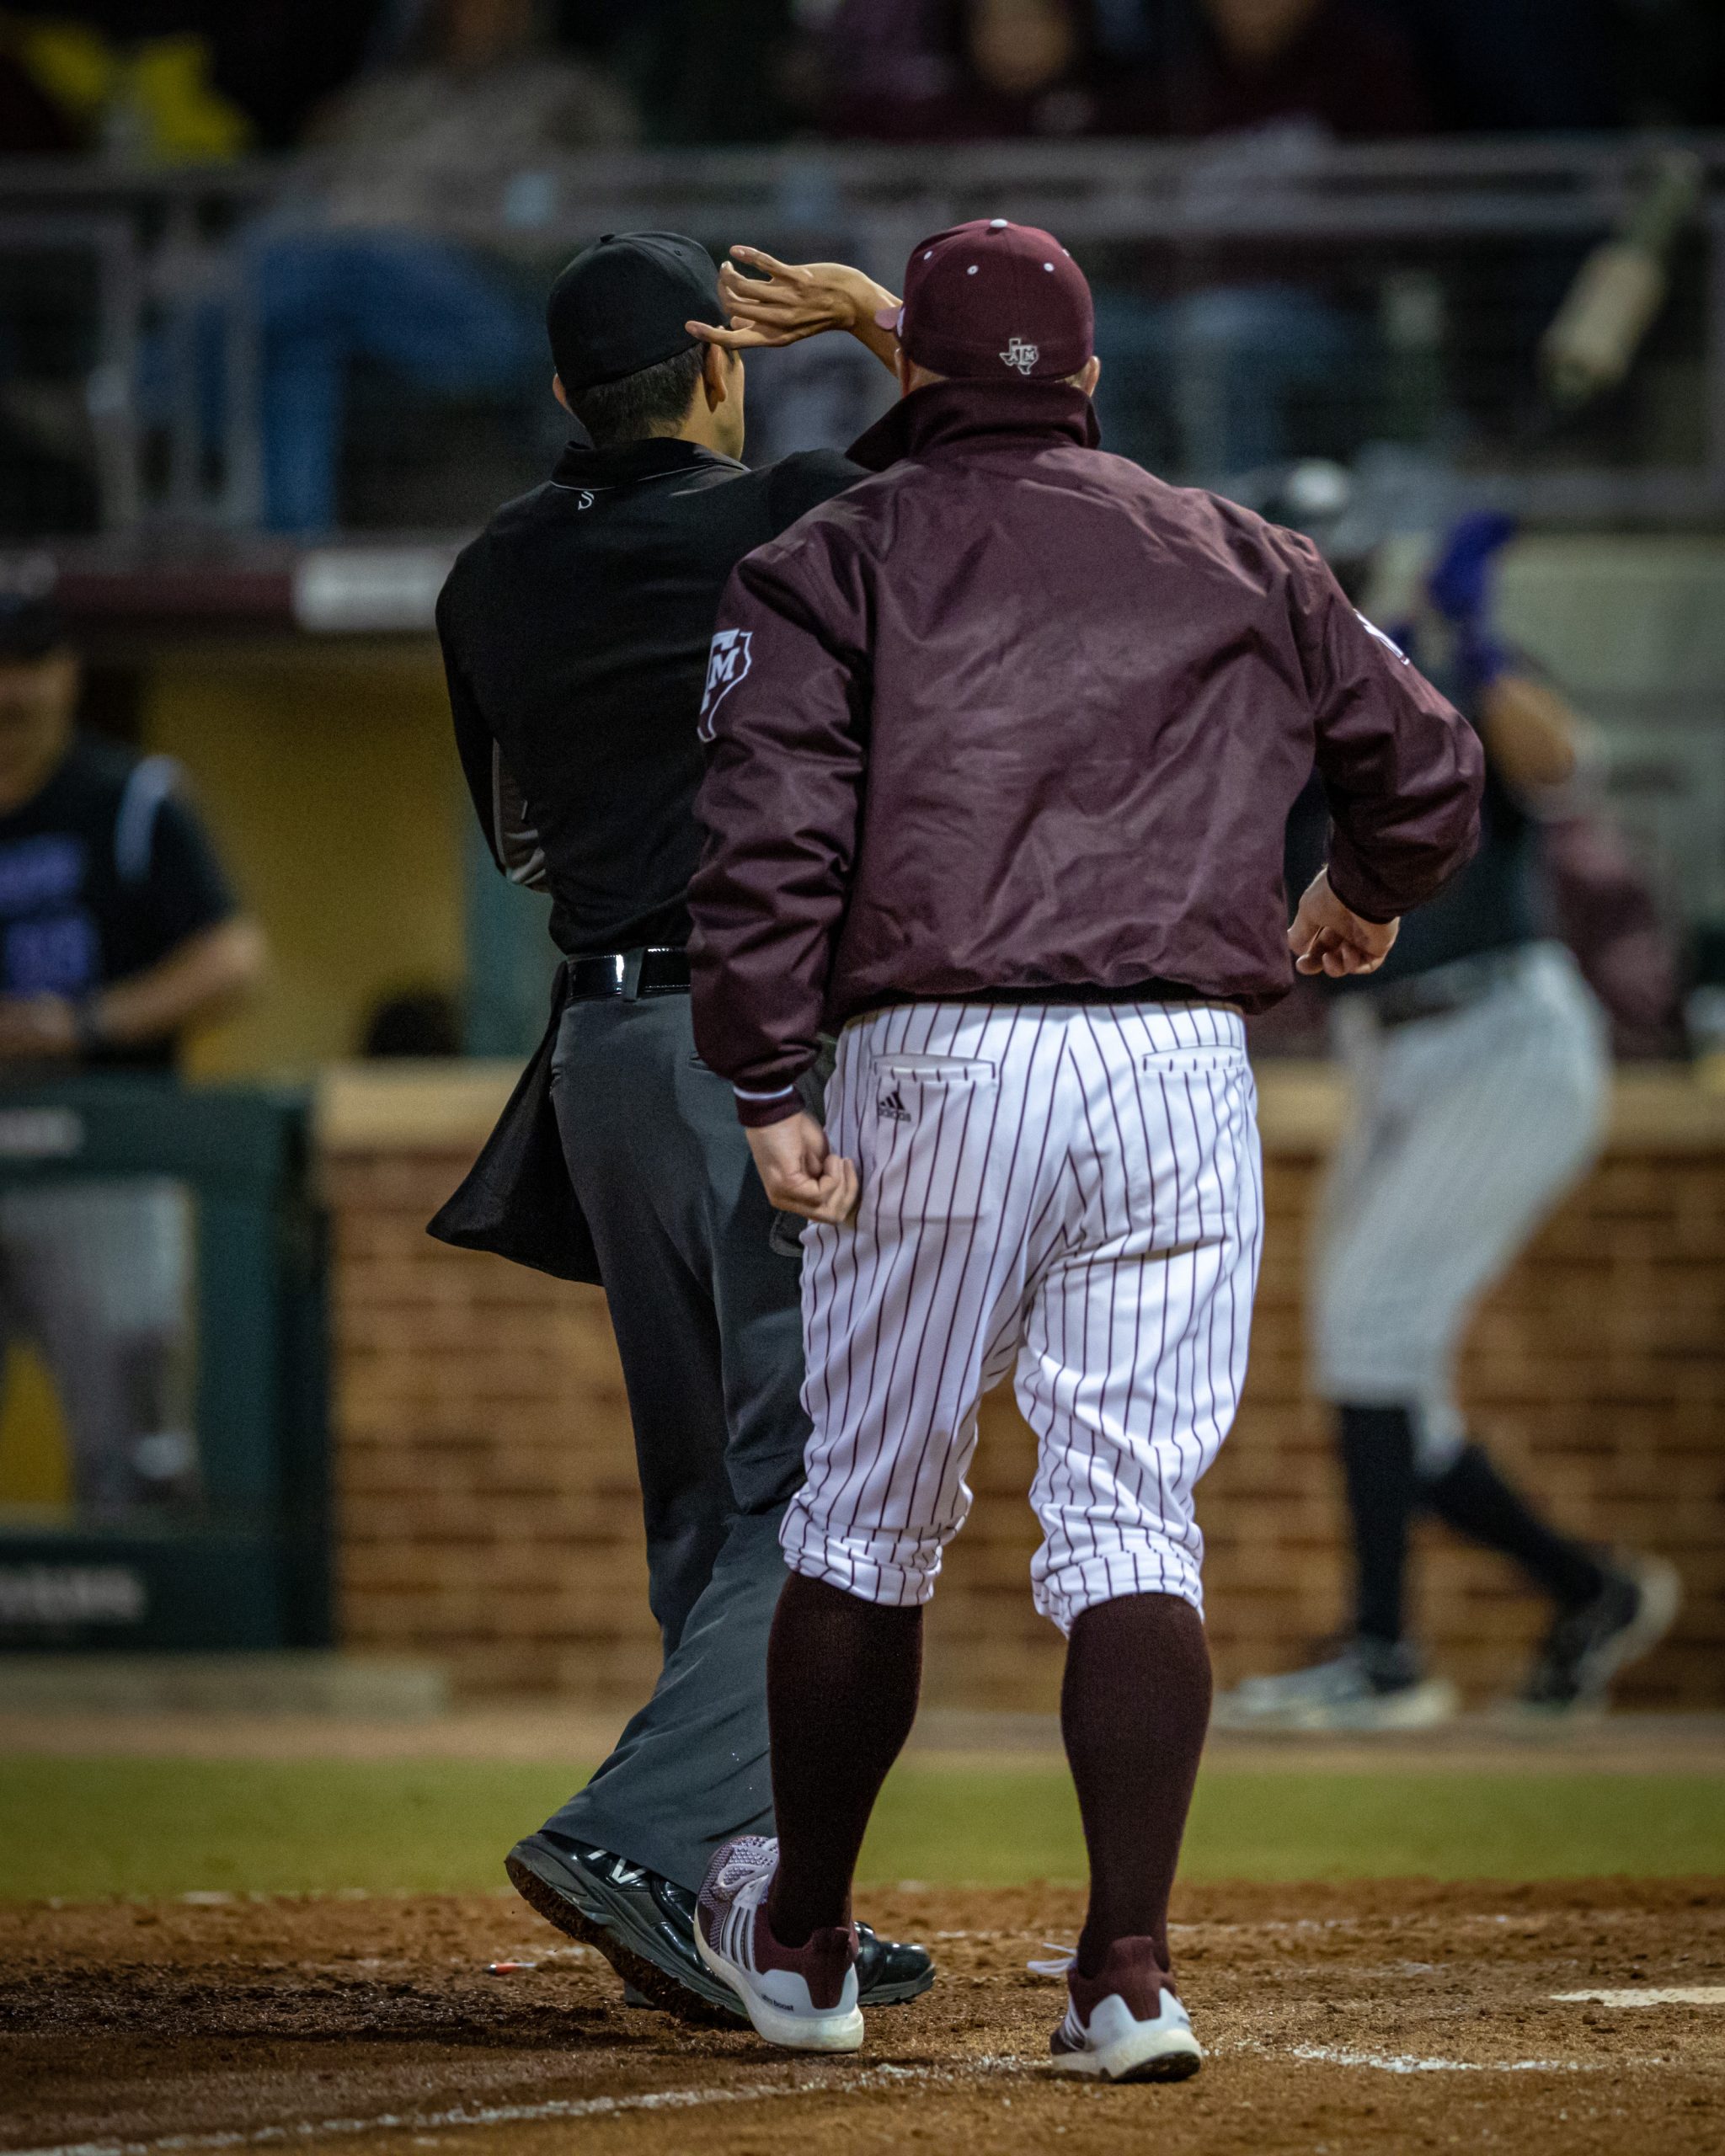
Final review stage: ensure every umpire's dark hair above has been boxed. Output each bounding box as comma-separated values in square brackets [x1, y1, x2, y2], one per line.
[568, 344, 708, 451]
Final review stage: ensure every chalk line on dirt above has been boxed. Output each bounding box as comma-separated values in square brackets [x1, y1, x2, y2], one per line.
[1553, 1987, 1725, 2008]
[7, 2062, 1042, 2156]
[17, 2025, 1690, 2156]
[1284, 2045, 1594, 2074]
[1225, 2040, 1664, 2075]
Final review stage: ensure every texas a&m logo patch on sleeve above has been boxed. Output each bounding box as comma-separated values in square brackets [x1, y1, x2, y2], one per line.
[697, 627, 753, 739]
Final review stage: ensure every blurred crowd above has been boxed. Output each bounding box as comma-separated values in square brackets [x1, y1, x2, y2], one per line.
[2, 0, 1723, 166]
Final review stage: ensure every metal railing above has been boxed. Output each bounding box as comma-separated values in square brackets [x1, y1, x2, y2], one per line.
[2, 135, 1724, 536]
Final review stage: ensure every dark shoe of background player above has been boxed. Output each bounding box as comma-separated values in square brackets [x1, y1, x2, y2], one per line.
[505, 1833, 933, 2022]
[1211, 1636, 1458, 1734]
[1520, 1552, 1681, 1714]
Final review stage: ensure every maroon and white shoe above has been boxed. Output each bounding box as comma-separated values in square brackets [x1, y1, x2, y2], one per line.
[694, 1836, 863, 2052]
[1049, 1938, 1203, 2083]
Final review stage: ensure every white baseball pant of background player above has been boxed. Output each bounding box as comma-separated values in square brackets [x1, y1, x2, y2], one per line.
[780, 1000, 1263, 1630]
[1312, 941, 1610, 1473]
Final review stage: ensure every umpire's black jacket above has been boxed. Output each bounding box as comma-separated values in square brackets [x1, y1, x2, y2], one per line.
[429, 431, 858, 1282]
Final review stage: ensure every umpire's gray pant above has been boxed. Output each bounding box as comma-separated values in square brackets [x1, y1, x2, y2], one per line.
[536, 991, 808, 1893]
[1312, 942, 1609, 1472]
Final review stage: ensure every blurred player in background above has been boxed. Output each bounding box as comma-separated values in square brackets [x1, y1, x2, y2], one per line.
[0, 569, 265, 1518]
[1218, 495, 1681, 1732]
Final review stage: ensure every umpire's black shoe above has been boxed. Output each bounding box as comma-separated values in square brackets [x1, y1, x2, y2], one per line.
[854, 1918, 939, 2007]
[506, 1832, 935, 2024]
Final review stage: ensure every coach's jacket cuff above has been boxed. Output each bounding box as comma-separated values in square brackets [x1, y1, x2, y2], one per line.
[733, 1083, 804, 1129]
[1322, 853, 1401, 927]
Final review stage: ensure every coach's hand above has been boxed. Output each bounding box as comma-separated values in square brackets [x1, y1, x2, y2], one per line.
[1288, 870, 1400, 979]
[746, 1110, 860, 1226]
[688, 250, 901, 371]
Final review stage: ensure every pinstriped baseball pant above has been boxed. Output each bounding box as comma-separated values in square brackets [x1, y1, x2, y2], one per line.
[782, 1001, 1264, 1633]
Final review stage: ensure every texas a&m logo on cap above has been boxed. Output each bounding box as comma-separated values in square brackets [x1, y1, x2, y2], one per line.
[698, 627, 753, 739]
[1001, 337, 1039, 375]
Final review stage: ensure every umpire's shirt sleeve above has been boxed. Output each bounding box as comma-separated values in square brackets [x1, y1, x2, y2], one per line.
[687, 523, 867, 1128]
[1284, 535, 1484, 922]
[437, 568, 547, 892]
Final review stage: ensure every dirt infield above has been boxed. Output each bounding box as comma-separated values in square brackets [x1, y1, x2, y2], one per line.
[5, 1879, 1723, 2156]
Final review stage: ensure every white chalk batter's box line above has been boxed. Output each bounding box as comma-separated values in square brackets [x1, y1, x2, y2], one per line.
[1555, 1987, 1725, 2008]
[23, 2017, 1725, 2156]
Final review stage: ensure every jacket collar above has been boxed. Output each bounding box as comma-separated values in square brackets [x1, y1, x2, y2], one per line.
[847, 377, 1101, 472]
[551, 436, 745, 489]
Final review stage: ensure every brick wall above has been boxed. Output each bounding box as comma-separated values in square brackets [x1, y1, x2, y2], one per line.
[329, 1129, 655, 1705]
[324, 1070, 1725, 1710]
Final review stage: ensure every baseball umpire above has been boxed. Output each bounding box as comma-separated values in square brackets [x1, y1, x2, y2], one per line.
[432, 231, 931, 2021]
[682, 218, 1482, 2070]
[1217, 505, 1681, 1733]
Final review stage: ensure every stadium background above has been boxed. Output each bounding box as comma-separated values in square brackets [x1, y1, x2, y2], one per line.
[2, 6, 1724, 2151]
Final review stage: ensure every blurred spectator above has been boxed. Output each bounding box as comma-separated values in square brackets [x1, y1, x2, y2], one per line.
[0, 565, 265, 1520]
[1148, 0, 1433, 138]
[617, 0, 806, 147]
[302, 0, 634, 228]
[220, 0, 636, 531]
[1107, 3, 1430, 477]
[814, 0, 1108, 141]
[812, 0, 1431, 142]
[210, 0, 394, 152]
[807, 3, 1429, 478]
[0, 5, 252, 163]
[0, 2, 390, 153]
[1383, 0, 1620, 133]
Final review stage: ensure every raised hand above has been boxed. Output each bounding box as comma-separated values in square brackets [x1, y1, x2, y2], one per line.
[686, 248, 902, 371]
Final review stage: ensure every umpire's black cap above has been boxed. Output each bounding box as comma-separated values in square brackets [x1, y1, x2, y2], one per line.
[0, 559, 68, 662]
[547, 232, 725, 394]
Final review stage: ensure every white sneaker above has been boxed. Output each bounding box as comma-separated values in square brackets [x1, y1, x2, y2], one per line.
[693, 1836, 863, 2053]
[1213, 1641, 1458, 1733]
[1048, 1938, 1202, 2083]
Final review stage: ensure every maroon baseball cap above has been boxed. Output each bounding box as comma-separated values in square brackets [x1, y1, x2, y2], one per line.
[877, 218, 1093, 383]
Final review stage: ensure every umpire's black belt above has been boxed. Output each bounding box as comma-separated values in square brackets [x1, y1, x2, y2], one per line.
[566, 946, 691, 1001]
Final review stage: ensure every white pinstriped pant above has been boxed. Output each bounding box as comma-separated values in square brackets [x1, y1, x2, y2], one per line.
[782, 1001, 1264, 1632]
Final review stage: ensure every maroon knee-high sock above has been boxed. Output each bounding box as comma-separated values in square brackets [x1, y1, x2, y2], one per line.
[765, 1572, 924, 1949]
[1061, 1593, 1213, 1976]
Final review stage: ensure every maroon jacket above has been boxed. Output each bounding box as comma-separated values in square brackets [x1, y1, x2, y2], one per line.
[689, 380, 1482, 1123]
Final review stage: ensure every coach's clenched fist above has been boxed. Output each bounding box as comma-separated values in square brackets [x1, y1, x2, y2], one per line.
[745, 1111, 859, 1225]
[1288, 869, 1401, 979]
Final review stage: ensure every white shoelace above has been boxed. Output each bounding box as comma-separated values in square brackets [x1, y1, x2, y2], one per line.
[1027, 1941, 1077, 1977]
